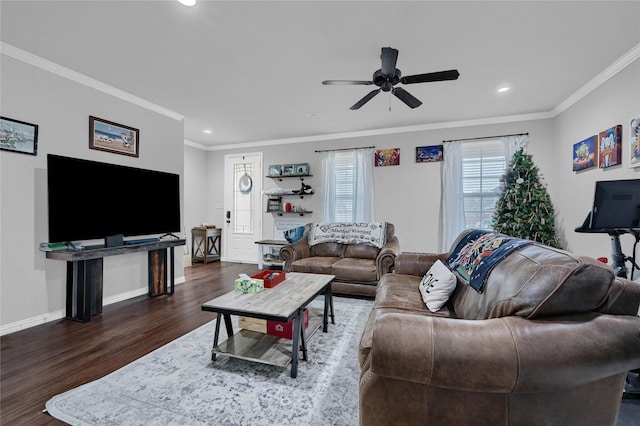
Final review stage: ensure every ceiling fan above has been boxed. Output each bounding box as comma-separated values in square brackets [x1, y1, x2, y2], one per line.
[322, 47, 460, 110]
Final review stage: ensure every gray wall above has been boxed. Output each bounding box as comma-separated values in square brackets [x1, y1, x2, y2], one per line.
[0, 56, 185, 333]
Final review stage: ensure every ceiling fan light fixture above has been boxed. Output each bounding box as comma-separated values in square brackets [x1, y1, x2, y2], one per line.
[178, 0, 196, 6]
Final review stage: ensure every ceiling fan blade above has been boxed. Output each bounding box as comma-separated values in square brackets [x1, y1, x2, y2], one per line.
[322, 80, 373, 85]
[381, 47, 399, 75]
[400, 69, 460, 84]
[392, 87, 422, 109]
[350, 89, 381, 110]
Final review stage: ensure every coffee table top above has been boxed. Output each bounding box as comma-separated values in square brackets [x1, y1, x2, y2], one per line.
[201, 272, 334, 322]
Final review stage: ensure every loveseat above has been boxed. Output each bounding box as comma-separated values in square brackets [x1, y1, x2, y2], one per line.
[279, 222, 400, 297]
[359, 229, 640, 426]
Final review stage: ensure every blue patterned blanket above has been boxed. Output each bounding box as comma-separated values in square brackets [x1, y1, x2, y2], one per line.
[446, 230, 533, 293]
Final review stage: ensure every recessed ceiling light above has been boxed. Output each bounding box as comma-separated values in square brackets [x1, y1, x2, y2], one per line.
[203, 129, 213, 134]
[498, 87, 510, 93]
[178, 0, 196, 6]
[307, 112, 319, 118]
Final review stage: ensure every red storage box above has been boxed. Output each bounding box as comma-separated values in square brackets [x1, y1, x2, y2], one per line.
[251, 270, 286, 288]
[267, 309, 309, 339]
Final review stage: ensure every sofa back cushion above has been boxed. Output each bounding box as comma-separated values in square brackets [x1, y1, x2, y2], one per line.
[344, 243, 379, 259]
[310, 242, 345, 258]
[451, 243, 615, 320]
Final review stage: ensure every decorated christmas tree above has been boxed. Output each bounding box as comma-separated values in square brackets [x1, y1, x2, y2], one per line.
[493, 148, 560, 247]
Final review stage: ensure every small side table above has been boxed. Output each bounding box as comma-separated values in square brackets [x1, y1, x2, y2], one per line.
[192, 227, 221, 263]
[255, 239, 288, 269]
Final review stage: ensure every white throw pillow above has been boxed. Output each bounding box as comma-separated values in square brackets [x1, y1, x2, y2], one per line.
[419, 259, 457, 313]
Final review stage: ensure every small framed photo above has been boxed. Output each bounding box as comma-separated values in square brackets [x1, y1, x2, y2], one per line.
[416, 145, 443, 162]
[89, 116, 139, 157]
[268, 164, 282, 176]
[282, 164, 296, 176]
[295, 163, 309, 175]
[0, 116, 38, 156]
[266, 198, 281, 212]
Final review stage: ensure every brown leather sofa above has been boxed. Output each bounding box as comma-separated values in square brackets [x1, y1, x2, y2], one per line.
[358, 230, 640, 425]
[280, 223, 400, 297]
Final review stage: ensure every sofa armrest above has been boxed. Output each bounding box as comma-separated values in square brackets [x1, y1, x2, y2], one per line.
[393, 252, 448, 277]
[370, 312, 640, 393]
[376, 236, 401, 276]
[279, 237, 310, 271]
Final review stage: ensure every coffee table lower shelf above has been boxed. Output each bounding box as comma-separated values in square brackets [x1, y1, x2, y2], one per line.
[213, 307, 323, 368]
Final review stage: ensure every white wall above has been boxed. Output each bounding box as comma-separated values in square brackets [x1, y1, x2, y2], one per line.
[551, 59, 640, 263]
[0, 56, 185, 333]
[201, 58, 638, 262]
[183, 144, 213, 264]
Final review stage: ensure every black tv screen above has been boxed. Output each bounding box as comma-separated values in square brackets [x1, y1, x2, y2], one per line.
[590, 178, 640, 230]
[47, 154, 181, 243]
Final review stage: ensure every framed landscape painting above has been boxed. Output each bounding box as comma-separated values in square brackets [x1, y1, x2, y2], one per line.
[573, 136, 597, 171]
[598, 124, 622, 169]
[416, 145, 443, 162]
[89, 116, 139, 157]
[0, 116, 38, 156]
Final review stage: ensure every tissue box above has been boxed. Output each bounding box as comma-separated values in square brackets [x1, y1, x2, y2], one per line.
[267, 309, 309, 339]
[251, 270, 286, 288]
[234, 278, 264, 293]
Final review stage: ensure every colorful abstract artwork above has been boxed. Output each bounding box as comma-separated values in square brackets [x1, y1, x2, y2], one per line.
[598, 125, 622, 168]
[573, 135, 597, 171]
[374, 148, 400, 167]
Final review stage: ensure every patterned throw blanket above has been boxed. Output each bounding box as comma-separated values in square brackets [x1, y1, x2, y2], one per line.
[447, 230, 533, 293]
[308, 222, 387, 249]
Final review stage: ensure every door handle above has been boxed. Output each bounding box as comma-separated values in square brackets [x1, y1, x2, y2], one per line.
[226, 211, 231, 224]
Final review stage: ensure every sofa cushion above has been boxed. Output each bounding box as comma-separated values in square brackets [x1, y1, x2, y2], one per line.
[310, 242, 344, 258]
[290, 257, 340, 275]
[419, 260, 457, 313]
[452, 244, 615, 320]
[331, 258, 378, 282]
[344, 243, 379, 260]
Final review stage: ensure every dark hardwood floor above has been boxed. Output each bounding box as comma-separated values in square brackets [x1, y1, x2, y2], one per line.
[0, 261, 260, 425]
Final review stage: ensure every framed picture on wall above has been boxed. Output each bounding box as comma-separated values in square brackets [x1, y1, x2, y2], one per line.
[89, 116, 139, 157]
[598, 124, 622, 168]
[630, 116, 640, 168]
[0, 116, 38, 156]
[572, 136, 597, 171]
[375, 148, 400, 166]
[416, 145, 443, 162]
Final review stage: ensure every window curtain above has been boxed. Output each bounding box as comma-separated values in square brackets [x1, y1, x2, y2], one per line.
[441, 140, 465, 251]
[503, 134, 528, 160]
[322, 148, 375, 223]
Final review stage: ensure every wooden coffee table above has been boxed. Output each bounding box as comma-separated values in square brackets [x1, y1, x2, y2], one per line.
[201, 272, 335, 378]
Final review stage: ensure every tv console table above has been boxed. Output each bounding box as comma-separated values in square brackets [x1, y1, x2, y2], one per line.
[46, 239, 186, 322]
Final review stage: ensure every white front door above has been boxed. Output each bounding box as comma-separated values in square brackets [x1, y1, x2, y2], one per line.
[223, 153, 262, 263]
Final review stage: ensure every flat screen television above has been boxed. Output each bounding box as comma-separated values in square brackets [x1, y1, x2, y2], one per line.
[47, 154, 181, 243]
[589, 178, 640, 230]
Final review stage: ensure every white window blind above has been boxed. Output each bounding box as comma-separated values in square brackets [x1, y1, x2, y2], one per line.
[461, 140, 505, 230]
[334, 151, 357, 222]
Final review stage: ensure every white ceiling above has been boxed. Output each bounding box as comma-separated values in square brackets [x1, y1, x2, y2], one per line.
[2, 1, 639, 148]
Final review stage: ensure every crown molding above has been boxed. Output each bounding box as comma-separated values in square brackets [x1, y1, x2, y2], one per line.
[206, 111, 554, 151]
[183, 139, 209, 150]
[0, 42, 184, 121]
[551, 42, 640, 117]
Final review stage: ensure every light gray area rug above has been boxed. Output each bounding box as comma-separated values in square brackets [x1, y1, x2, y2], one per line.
[46, 297, 373, 426]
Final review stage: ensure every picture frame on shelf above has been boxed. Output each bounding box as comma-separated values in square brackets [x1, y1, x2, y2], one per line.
[282, 164, 296, 176]
[266, 198, 281, 212]
[295, 163, 309, 175]
[268, 164, 282, 176]
[0, 116, 38, 156]
[89, 116, 139, 157]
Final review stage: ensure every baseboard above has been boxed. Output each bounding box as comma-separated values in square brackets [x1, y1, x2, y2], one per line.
[0, 276, 186, 336]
